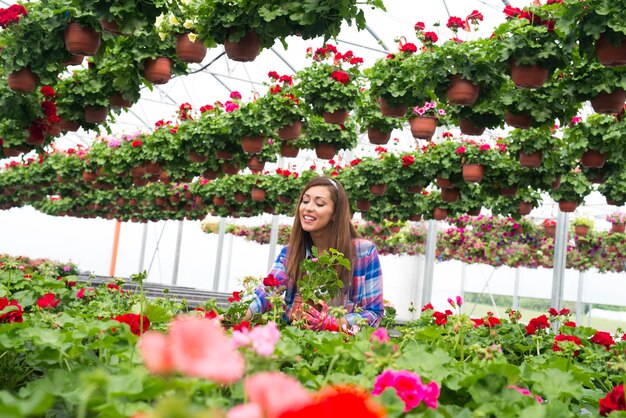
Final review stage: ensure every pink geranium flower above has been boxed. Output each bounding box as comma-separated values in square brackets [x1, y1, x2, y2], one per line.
[244, 372, 312, 418]
[370, 328, 390, 343]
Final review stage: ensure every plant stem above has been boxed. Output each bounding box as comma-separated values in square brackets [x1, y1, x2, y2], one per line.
[324, 354, 339, 383]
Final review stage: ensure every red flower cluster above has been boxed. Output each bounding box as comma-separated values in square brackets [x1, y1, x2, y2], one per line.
[230, 91, 242, 100]
[414, 21, 425, 32]
[503, 6, 555, 31]
[467, 10, 484, 24]
[107, 283, 124, 293]
[399, 43, 418, 54]
[76, 288, 96, 299]
[402, 155, 415, 166]
[551, 333, 582, 355]
[263, 273, 280, 287]
[421, 303, 434, 312]
[599, 384, 625, 416]
[330, 70, 350, 85]
[40, 86, 55, 99]
[131, 140, 142, 147]
[199, 104, 214, 113]
[432, 310, 453, 325]
[446, 16, 466, 31]
[194, 307, 218, 319]
[543, 219, 557, 227]
[276, 168, 298, 178]
[590, 331, 615, 350]
[37, 293, 60, 309]
[350, 158, 361, 166]
[280, 385, 386, 418]
[0, 297, 23, 323]
[525, 314, 550, 335]
[178, 103, 193, 121]
[228, 290, 243, 303]
[233, 321, 251, 332]
[0, 4, 27, 28]
[113, 313, 150, 336]
[548, 307, 570, 316]
[155, 119, 172, 127]
[423, 31, 438, 45]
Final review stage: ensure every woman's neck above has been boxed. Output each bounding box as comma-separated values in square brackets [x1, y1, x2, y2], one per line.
[310, 232, 329, 254]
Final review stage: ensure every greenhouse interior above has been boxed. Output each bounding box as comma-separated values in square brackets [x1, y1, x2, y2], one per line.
[1, 0, 626, 416]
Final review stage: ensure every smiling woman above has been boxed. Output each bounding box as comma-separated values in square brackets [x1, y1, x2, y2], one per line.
[247, 176, 384, 331]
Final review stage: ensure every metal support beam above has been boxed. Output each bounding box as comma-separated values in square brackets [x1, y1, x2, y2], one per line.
[267, 215, 280, 272]
[138, 222, 148, 272]
[212, 218, 226, 291]
[551, 210, 569, 331]
[459, 263, 466, 314]
[171, 220, 184, 285]
[421, 220, 438, 307]
[512, 268, 521, 309]
[576, 271, 584, 325]
[411, 255, 424, 320]
[222, 234, 234, 292]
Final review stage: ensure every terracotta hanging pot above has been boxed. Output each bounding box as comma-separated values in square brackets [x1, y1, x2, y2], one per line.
[130, 166, 146, 177]
[241, 135, 265, 154]
[505, 111, 533, 129]
[586, 169, 607, 184]
[407, 184, 422, 193]
[459, 118, 485, 136]
[446, 75, 480, 105]
[144, 57, 172, 85]
[518, 201, 533, 215]
[58, 119, 81, 132]
[356, 199, 371, 212]
[369, 184, 387, 196]
[176, 33, 207, 63]
[433, 207, 448, 221]
[247, 155, 265, 171]
[581, 149, 606, 168]
[109, 93, 132, 108]
[441, 188, 460, 203]
[234, 192, 247, 203]
[544, 224, 556, 237]
[519, 150, 542, 168]
[462, 164, 484, 182]
[367, 127, 391, 145]
[84, 106, 109, 124]
[215, 149, 234, 160]
[315, 143, 337, 160]
[99, 19, 122, 35]
[144, 162, 161, 175]
[213, 196, 226, 206]
[134, 177, 148, 186]
[7, 68, 38, 93]
[222, 162, 239, 175]
[467, 207, 481, 216]
[510, 63, 550, 88]
[65, 22, 101, 56]
[499, 186, 518, 197]
[188, 151, 208, 163]
[280, 142, 300, 158]
[590, 89, 626, 114]
[322, 109, 349, 124]
[224, 31, 261, 62]
[277, 196, 291, 204]
[574, 225, 590, 237]
[202, 169, 219, 180]
[379, 97, 407, 118]
[409, 214, 422, 222]
[155, 197, 167, 206]
[551, 175, 562, 190]
[251, 188, 266, 202]
[559, 200, 578, 212]
[278, 120, 302, 140]
[409, 117, 437, 139]
[82, 171, 97, 182]
[611, 223, 625, 233]
[63, 54, 84, 66]
[595, 34, 626, 67]
[436, 177, 454, 189]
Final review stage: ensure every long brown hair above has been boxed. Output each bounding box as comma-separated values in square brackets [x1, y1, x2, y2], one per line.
[286, 176, 358, 297]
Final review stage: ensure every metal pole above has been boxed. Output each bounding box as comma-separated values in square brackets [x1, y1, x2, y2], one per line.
[267, 215, 280, 271]
[109, 220, 122, 277]
[575, 271, 584, 325]
[222, 234, 234, 292]
[138, 222, 148, 272]
[411, 255, 424, 320]
[171, 220, 184, 285]
[421, 220, 438, 307]
[212, 217, 226, 291]
[459, 263, 466, 314]
[551, 210, 569, 332]
[512, 268, 521, 309]
[587, 303, 592, 326]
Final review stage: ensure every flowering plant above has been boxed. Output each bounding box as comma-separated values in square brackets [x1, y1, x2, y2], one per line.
[257, 71, 307, 130]
[572, 217, 594, 228]
[505, 127, 557, 155]
[412, 101, 447, 119]
[304, 114, 358, 150]
[297, 247, 351, 304]
[297, 44, 363, 114]
[549, 170, 592, 204]
[563, 114, 625, 163]
[72, 0, 168, 34]
[456, 140, 500, 166]
[354, 90, 404, 133]
[565, 60, 626, 103]
[155, 0, 203, 41]
[421, 139, 464, 185]
[606, 212, 626, 224]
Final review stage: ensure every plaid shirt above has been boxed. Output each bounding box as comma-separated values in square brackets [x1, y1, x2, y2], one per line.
[249, 238, 384, 327]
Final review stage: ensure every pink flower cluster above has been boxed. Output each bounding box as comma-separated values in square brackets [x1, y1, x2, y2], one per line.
[372, 369, 440, 412]
[231, 321, 280, 357]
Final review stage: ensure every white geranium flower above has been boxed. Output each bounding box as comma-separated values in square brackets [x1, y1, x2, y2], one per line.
[183, 19, 194, 29]
[169, 15, 179, 26]
[187, 33, 198, 43]
[158, 32, 167, 42]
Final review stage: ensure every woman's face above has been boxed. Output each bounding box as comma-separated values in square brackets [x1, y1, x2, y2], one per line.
[299, 185, 335, 235]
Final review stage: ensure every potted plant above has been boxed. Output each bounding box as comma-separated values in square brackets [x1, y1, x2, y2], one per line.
[571, 217, 594, 237]
[354, 90, 403, 145]
[303, 114, 358, 160]
[257, 72, 307, 140]
[383, 152, 429, 195]
[598, 169, 626, 206]
[549, 170, 593, 212]
[563, 114, 622, 169]
[422, 139, 464, 188]
[494, 2, 573, 88]
[505, 127, 557, 168]
[133, 26, 188, 85]
[543, 218, 557, 237]
[227, 99, 271, 155]
[54, 68, 111, 128]
[71, 0, 168, 34]
[606, 211, 626, 233]
[565, 60, 626, 114]
[348, 155, 389, 196]
[455, 140, 500, 183]
[155, 0, 209, 63]
[297, 44, 363, 124]
[409, 101, 449, 139]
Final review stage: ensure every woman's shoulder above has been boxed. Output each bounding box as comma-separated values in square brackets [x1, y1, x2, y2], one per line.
[352, 238, 377, 256]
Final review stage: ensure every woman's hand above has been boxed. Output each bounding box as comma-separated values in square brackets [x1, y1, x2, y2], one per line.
[303, 301, 341, 332]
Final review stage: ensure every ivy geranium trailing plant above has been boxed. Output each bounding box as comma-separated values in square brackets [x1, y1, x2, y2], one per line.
[297, 247, 351, 305]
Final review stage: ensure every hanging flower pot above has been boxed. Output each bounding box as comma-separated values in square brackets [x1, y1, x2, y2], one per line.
[241, 135, 265, 154]
[82, 171, 97, 182]
[499, 186, 518, 197]
[315, 143, 337, 160]
[369, 184, 387, 196]
[84, 106, 109, 124]
[379, 97, 407, 118]
[409, 214, 422, 222]
[234, 192, 247, 203]
[7, 68, 38, 93]
[446, 75, 480, 105]
[559, 200, 578, 212]
[143, 57, 172, 85]
[595, 34, 626, 67]
[544, 224, 556, 237]
[130, 166, 146, 177]
[63, 54, 84, 66]
[213, 196, 226, 206]
[467, 207, 481, 216]
[188, 151, 208, 163]
[462, 164, 484, 183]
[58, 119, 81, 132]
[134, 177, 148, 186]
[510, 63, 550, 88]
[611, 223, 625, 233]
[518, 201, 533, 215]
[109, 93, 132, 108]
[215, 149, 234, 160]
[65, 22, 101, 56]
[322, 109, 349, 124]
[574, 225, 590, 237]
[519, 150, 542, 168]
[99, 19, 122, 35]
[144, 162, 161, 175]
[278, 120, 302, 140]
[433, 207, 448, 221]
[586, 169, 607, 184]
[155, 197, 167, 206]
[251, 188, 266, 202]
[280, 142, 300, 158]
[409, 117, 437, 139]
[505, 111, 533, 129]
[436, 177, 454, 189]
[176, 33, 207, 63]
[224, 31, 261, 62]
[202, 169, 219, 180]
[247, 155, 265, 171]
[590, 89, 626, 114]
[367, 127, 391, 145]
[356, 199, 371, 212]
[222, 162, 239, 175]
[277, 196, 291, 204]
[441, 188, 460, 203]
[581, 149, 606, 168]
[551, 175, 562, 190]
[407, 184, 422, 193]
[459, 119, 485, 136]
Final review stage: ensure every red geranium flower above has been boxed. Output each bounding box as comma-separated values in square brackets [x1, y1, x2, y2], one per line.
[399, 43, 417, 54]
[194, 307, 218, 319]
[280, 385, 386, 418]
[599, 384, 625, 416]
[263, 274, 280, 287]
[590, 331, 615, 351]
[40, 86, 55, 98]
[551, 333, 582, 356]
[131, 140, 142, 147]
[113, 313, 150, 336]
[233, 321, 251, 332]
[402, 155, 415, 166]
[525, 314, 550, 335]
[330, 70, 350, 85]
[0, 297, 23, 323]
[446, 16, 466, 31]
[267, 70, 280, 79]
[423, 32, 438, 44]
[414, 21, 425, 32]
[37, 293, 60, 309]
[228, 290, 243, 303]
